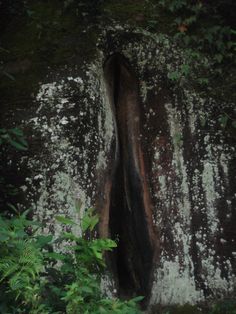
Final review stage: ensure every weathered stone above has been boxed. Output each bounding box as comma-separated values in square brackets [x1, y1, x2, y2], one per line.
[0, 20, 235, 310]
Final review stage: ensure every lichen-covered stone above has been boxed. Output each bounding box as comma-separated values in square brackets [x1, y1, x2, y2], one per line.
[0, 17, 235, 309]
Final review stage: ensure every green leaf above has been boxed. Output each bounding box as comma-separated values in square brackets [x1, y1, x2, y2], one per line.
[16, 136, 28, 147]
[55, 216, 77, 226]
[36, 235, 53, 247]
[8, 138, 28, 151]
[92, 248, 102, 260]
[44, 252, 66, 261]
[0, 233, 10, 242]
[62, 232, 80, 242]
[10, 128, 24, 136]
[181, 64, 190, 76]
[129, 296, 144, 302]
[81, 214, 99, 232]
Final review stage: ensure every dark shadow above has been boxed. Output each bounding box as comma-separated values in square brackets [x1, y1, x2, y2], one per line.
[103, 54, 159, 306]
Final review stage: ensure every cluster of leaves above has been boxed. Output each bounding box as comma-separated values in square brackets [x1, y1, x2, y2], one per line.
[0, 205, 142, 313]
[157, 0, 235, 63]
[0, 128, 28, 151]
[0, 209, 47, 313]
[145, 0, 236, 100]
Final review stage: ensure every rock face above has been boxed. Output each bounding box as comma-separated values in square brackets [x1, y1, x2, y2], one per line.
[1, 24, 236, 308]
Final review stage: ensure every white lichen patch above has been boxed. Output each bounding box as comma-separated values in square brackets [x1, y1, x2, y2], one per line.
[150, 261, 202, 305]
[22, 59, 115, 241]
[147, 70, 235, 303]
[150, 102, 200, 305]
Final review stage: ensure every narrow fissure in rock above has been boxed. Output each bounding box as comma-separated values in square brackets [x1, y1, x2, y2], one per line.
[103, 54, 159, 304]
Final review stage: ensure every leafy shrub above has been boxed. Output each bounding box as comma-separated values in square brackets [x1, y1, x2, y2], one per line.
[0, 206, 142, 313]
[0, 209, 49, 313]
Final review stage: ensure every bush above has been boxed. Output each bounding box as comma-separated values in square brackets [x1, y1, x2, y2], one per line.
[0, 206, 142, 313]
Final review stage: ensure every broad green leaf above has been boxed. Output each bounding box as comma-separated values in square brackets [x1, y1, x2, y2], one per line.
[36, 235, 53, 247]
[62, 231, 79, 241]
[44, 252, 66, 261]
[0, 233, 10, 242]
[181, 64, 190, 75]
[104, 239, 117, 249]
[81, 208, 99, 232]
[92, 249, 102, 260]
[55, 216, 77, 225]
[129, 296, 144, 302]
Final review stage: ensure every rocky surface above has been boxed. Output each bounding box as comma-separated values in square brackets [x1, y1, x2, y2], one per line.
[0, 4, 236, 309]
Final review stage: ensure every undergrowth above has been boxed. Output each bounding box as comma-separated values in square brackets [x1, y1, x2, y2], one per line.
[0, 205, 142, 313]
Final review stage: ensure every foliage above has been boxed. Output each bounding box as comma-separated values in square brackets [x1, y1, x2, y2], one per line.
[0, 206, 142, 313]
[155, 0, 235, 63]
[0, 128, 28, 151]
[148, 0, 236, 98]
[209, 300, 236, 314]
[0, 209, 49, 313]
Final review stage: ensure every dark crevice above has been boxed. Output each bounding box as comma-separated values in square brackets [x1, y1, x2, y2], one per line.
[103, 54, 158, 305]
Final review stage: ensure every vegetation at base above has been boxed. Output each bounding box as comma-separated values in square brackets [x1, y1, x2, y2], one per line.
[0, 205, 142, 313]
[1, 205, 234, 313]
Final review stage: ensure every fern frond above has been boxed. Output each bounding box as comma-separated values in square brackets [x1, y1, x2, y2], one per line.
[0, 260, 19, 282]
